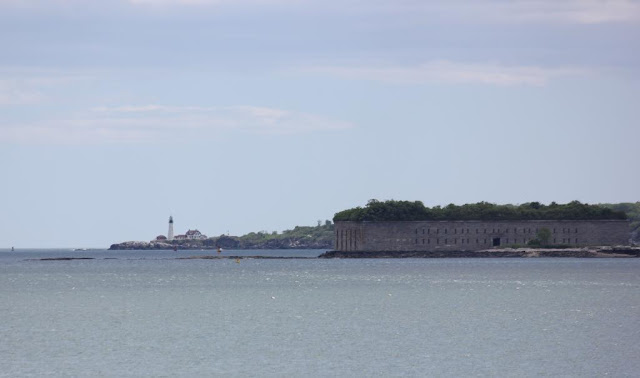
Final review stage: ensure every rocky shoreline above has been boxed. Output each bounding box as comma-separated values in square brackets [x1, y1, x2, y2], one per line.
[108, 239, 331, 250]
[318, 246, 640, 258]
[108, 241, 205, 250]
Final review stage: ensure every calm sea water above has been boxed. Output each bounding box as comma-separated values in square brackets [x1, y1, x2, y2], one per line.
[1, 249, 639, 377]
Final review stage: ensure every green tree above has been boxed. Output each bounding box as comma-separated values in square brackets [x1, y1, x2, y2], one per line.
[333, 200, 627, 222]
[536, 227, 552, 246]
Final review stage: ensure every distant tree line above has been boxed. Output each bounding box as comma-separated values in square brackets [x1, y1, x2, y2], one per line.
[201, 221, 335, 249]
[599, 202, 640, 232]
[333, 200, 628, 222]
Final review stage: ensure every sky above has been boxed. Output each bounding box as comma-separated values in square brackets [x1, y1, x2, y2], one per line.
[1, 0, 639, 247]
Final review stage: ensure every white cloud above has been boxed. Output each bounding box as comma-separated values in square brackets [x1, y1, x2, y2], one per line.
[90, 104, 212, 113]
[303, 61, 588, 87]
[1, 0, 637, 24]
[341, 0, 640, 24]
[0, 104, 353, 144]
[501, 0, 640, 24]
[0, 79, 44, 105]
[0, 69, 93, 105]
[127, 0, 298, 6]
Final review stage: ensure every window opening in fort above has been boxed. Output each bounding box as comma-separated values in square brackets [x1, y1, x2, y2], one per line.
[467, 238, 470, 244]
[476, 229, 479, 234]
[492, 238, 500, 246]
[437, 238, 440, 244]
[506, 228, 509, 234]
[445, 229, 448, 234]
[445, 238, 448, 244]
[476, 238, 479, 244]
[428, 239, 431, 244]
[454, 229, 457, 234]
[575, 238, 578, 243]
[422, 239, 425, 244]
[455, 238, 457, 244]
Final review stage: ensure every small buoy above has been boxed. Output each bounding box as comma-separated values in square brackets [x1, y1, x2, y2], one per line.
[235, 258, 240, 263]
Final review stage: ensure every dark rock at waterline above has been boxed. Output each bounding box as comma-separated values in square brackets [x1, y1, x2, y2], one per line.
[109, 238, 332, 250]
[29, 257, 96, 261]
[108, 241, 210, 250]
[208, 235, 240, 249]
[318, 246, 640, 258]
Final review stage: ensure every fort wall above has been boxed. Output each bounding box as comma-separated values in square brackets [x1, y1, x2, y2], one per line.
[334, 220, 630, 252]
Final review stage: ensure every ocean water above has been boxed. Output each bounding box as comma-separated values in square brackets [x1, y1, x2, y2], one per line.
[1, 249, 639, 377]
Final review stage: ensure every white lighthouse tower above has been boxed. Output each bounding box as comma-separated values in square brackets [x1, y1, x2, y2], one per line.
[168, 216, 174, 241]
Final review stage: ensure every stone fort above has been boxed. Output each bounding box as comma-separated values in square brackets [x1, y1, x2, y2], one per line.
[334, 220, 630, 252]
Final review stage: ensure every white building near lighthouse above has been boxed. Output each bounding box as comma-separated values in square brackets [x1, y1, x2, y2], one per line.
[185, 229, 207, 240]
[154, 216, 207, 241]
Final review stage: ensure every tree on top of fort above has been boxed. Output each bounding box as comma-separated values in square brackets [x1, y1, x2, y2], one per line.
[333, 200, 627, 222]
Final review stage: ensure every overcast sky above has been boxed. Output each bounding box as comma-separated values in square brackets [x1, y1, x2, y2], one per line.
[1, 0, 639, 247]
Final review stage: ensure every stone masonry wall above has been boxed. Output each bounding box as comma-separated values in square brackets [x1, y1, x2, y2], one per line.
[334, 220, 630, 252]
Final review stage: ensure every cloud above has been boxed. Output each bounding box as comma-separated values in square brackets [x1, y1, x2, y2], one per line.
[498, 0, 640, 24]
[0, 69, 93, 105]
[2, 0, 638, 24]
[0, 79, 44, 105]
[303, 61, 588, 87]
[0, 104, 353, 144]
[342, 0, 640, 24]
[128, 0, 295, 4]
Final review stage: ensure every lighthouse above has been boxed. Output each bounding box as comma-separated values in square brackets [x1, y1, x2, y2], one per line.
[168, 216, 174, 241]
